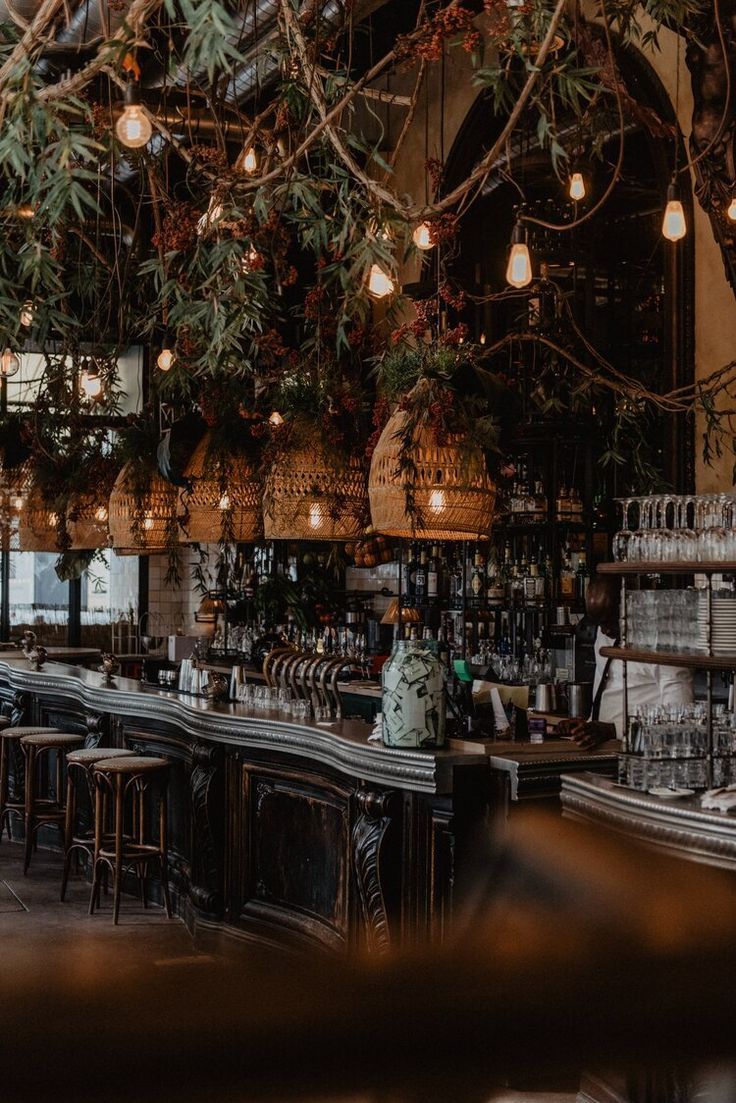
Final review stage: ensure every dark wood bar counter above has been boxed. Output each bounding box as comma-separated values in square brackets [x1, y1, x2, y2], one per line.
[0, 658, 493, 954]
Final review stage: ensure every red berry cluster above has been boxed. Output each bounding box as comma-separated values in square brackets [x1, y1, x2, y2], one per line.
[425, 157, 444, 197]
[395, 4, 476, 64]
[152, 203, 200, 254]
[429, 213, 459, 246]
[439, 282, 466, 310]
[443, 322, 469, 346]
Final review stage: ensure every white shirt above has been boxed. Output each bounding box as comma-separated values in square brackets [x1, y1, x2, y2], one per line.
[591, 629, 694, 740]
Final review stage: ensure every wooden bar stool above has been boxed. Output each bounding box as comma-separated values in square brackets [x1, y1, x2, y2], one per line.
[60, 746, 137, 902]
[0, 727, 61, 844]
[19, 732, 84, 873]
[89, 756, 172, 925]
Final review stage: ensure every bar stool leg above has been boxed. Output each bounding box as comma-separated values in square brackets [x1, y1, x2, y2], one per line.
[0, 739, 9, 843]
[89, 778, 104, 916]
[23, 745, 37, 875]
[60, 766, 76, 902]
[112, 774, 125, 926]
[159, 787, 172, 919]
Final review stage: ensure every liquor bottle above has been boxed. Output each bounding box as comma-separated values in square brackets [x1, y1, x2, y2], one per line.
[532, 479, 547, 523]
[449, 548, 464, 610]
[427, 545, 440, 605]
[405, 544, 417, 606]
[535, 554, 547, 604]
[415, 547, 428, 605]
[486, 549, 504, 606]
[470, 549, 486, 608]
[575, 550, 590, 602]
[559, 545, 575, 599]
[556, 485, 570, 521]
[524, 554, 538, 604]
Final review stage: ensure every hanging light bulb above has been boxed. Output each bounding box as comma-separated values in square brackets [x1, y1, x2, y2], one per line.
[218, 493, 230, 511]
[157, 336, 175, 372]
[412, 222, 434, 251]
[728, 195, 736, 222]
[429, 489, 446, 514]
[367, 263, 395, 299]
[662, 181, 686, 242]
[309, 502, 322, 530]
[0, 350, 20, 378]
[242, 146, 258, 174]
[94, 505, 109, 524]
[79, 361, 103, 400]
[505, 221, 533, 288]
[568, 171, 586, 202]
[269, 410, 285, 427]
[115, 81, 153, 150]
[20, 300, 34, 328]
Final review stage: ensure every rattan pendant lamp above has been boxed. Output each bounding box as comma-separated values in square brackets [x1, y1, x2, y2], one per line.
[180, 433, 261, 544]
[18, 484, 63, 553]
[263, 422, 367, 541]
[66, 492, 111, 550]
[368, 410, 496, 540]
[108, 462, 178, 555]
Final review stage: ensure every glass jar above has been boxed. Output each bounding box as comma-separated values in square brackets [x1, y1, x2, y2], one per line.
[381, 639, 446, 749]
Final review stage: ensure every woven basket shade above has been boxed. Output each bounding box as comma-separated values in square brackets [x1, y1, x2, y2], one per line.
[67, 492, 111, 550]
[0, 460, 30, 552]
[18, 486, 63, 553]
[368, 411, 496, 540]
[108, 463, 178, 555]
[264, 436, 367, 541]
[180, 434, 261, 544]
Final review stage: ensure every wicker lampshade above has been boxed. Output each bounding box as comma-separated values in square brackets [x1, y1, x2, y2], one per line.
[180, 433, 261, 544]
[368, 410, 496, 540]
[108, 462, 178, 555]
[18, 486, 63, 553]
[67, 492, 111, 550]
[264, 432, 367, 541]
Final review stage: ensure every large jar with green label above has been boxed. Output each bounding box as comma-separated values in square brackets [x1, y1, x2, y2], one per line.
[381, 638, 446, 749]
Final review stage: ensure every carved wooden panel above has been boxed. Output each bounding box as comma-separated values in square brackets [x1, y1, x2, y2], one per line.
[236, 763, 352, 951]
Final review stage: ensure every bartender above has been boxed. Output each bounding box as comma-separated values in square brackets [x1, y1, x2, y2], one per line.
[560, 575, 694, 749]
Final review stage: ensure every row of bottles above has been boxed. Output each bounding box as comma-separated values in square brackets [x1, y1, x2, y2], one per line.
[400, 541, 590, 609]
[502, 457, 585, 523]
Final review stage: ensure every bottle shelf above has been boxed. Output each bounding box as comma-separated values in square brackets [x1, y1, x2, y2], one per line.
[598, 561, 736, 575]
[600, 646, 736, 671]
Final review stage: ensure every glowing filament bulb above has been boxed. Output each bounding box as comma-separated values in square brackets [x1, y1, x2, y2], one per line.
[269, 410, 284, 427]
[20, 300, 34, 327]
[80, 366, 103, 400]
[568, 172, 585, 201]
[115, 83, 152, 150]
[412, 222, 433, 250]
[157, 347, 174, 372]
[662, 183, 686, 242]
[309, 503, 321, 530]
[506, 243, 532, 288]
[143, 516, 155, 531]
[94, 506, 108, 523]
[429, 489, 446, 513]
[0, 350, 20, 377]
[218, 494, 230, 511]
[728, 196, 736, 222]
[242, 146, 258, 174]
[367, 263, 395, 299]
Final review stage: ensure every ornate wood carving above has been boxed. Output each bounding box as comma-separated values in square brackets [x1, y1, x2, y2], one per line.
[10, 690, 29, 727]
[83, 713, 104, 749]
[351, 788, 393, 954]
[686, 4, 736, 290]
[189, 742, 224, 917]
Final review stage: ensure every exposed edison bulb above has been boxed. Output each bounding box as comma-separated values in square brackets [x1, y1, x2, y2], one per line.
[94, 506, 109, 523]
[506, 221, 532, 288]
[157, 347, 174, 372]
[568, 172, 586, 201]
[728, 196, 736, 222]
[412, 222, 433, 250]
[20, 300, 34, 328]
[269, 410, 285, 427]
[115, 102, 152, 149]
[143, 516, 155, 531]
[242, 146, 258, 174]
[662, 183, 686, 242]
[429, 489, 446, 514]
[309, 502, 322, 530]
[367, 263, 395, 299]
[11, 494, 24, 512]
[218, 493, 230, 511]
[48, 511, 59, 527]
[80, 366, 103, 400]
[0, 349, 20, 377]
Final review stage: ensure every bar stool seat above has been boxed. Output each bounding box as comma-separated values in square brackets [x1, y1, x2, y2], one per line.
[19, 731, 84, 873]
[60, 747, 137, 901]
[90, 756, 172, 924]
[0, 727, 61, 843]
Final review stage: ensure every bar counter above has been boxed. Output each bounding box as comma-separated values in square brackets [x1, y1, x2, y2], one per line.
[561, 773, 736, 872]
[0, 657, 490, 953]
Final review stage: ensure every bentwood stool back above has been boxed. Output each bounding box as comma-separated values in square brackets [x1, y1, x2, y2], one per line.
[89, 756, 172, 925]
[60, 746, 137, 901]
[0, 726, 62, 845]
[18, 732, 85, 873]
